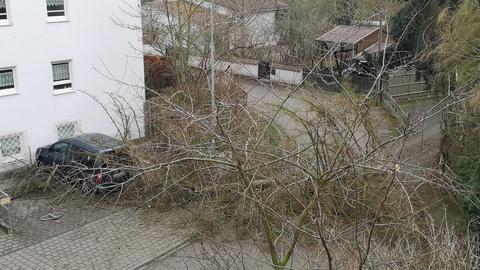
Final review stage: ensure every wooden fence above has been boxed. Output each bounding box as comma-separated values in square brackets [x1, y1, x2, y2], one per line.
[387, 68, 428, 98]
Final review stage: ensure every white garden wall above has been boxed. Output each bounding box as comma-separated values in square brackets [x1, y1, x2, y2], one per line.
[188, 56, 303, 85]
[270, 67, 303, 85]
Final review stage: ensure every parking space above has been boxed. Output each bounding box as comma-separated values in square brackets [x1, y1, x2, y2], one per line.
[0, 176, 116, 258]
[0, 174, 193, 269]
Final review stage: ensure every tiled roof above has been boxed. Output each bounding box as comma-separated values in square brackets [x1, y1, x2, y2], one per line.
[271, 63, 303, 72]
[147, 0, 230, 25]
[316, 25, 380, 45]
[214, 0, 289, 12]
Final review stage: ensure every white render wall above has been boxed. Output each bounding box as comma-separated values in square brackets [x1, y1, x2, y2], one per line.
[0, 0, 145, 167]
[184, 0, 282, 46]
[189, 56, 303, 85]
[270, 68, 303, 85]
[189, 56, 257, 79]
[244, 11, 279, 47]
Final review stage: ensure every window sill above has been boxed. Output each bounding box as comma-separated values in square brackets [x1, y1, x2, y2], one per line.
[53, 89, 75, 96]
[47, 17, 70, 23]
[0, 20, 12, 27]
[0, 90, 19, 97]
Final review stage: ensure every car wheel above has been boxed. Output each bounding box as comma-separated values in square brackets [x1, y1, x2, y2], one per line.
[36, 157, 47, 166]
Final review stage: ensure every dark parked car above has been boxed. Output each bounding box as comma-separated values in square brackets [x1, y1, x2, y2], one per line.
[36, 133, 131, 192]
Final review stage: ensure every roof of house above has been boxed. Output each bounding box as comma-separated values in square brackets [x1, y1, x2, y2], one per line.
[147, 0, 229, 25]
[316, 25, 380, 45]
[213, 0, 289, 12]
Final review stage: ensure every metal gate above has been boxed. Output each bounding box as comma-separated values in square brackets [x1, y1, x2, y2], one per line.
[258, 62, 271, 79]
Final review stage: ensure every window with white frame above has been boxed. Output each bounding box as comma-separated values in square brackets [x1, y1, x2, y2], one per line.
[46, 0, 66, 17]
[0, 134, 22, 159]
[0, 68, 15, 93]
[0, 0, 7, 20]
[52, 61, 72, 91]
[57, 122, 78, 139]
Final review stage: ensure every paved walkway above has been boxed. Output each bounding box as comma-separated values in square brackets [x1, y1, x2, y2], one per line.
[0, 194, 115, 258]
[0, 208, 192, 270]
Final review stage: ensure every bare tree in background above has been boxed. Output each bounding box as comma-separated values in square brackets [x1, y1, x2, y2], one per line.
[142, 0, 289, 83]
[18, 0, 480, 269]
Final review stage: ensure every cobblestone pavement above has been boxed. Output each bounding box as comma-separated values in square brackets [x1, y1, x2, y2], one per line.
[0, 185, 116, 258]
[0, 208, 192, 269]
[0, 175, 193, 269]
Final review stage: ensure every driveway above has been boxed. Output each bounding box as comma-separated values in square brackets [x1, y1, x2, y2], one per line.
[243, 79, 336, 143]
[0, 174, 193, 269]
[242, 79, 395, 152]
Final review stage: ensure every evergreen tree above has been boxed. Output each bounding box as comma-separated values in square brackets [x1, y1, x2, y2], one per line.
[437, 0, 480, 232]
[391, 0, 456, 54]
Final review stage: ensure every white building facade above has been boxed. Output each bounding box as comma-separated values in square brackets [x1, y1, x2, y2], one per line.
[192, 0, 289, 47]
[143, 0, 289, 55]
[0, 0, 145, 169]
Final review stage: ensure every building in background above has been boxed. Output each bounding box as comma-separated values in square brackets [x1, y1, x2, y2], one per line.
[0, 0, 145, 170]
[143, 0, 289, 55]
[198, 0, 290, 48]
[316, 23, 393, 70]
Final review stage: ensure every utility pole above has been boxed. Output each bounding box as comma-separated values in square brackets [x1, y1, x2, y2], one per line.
[377, 9, 384, 100]
[210, 0, 217, 115]
[378, 13, 383, 66]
